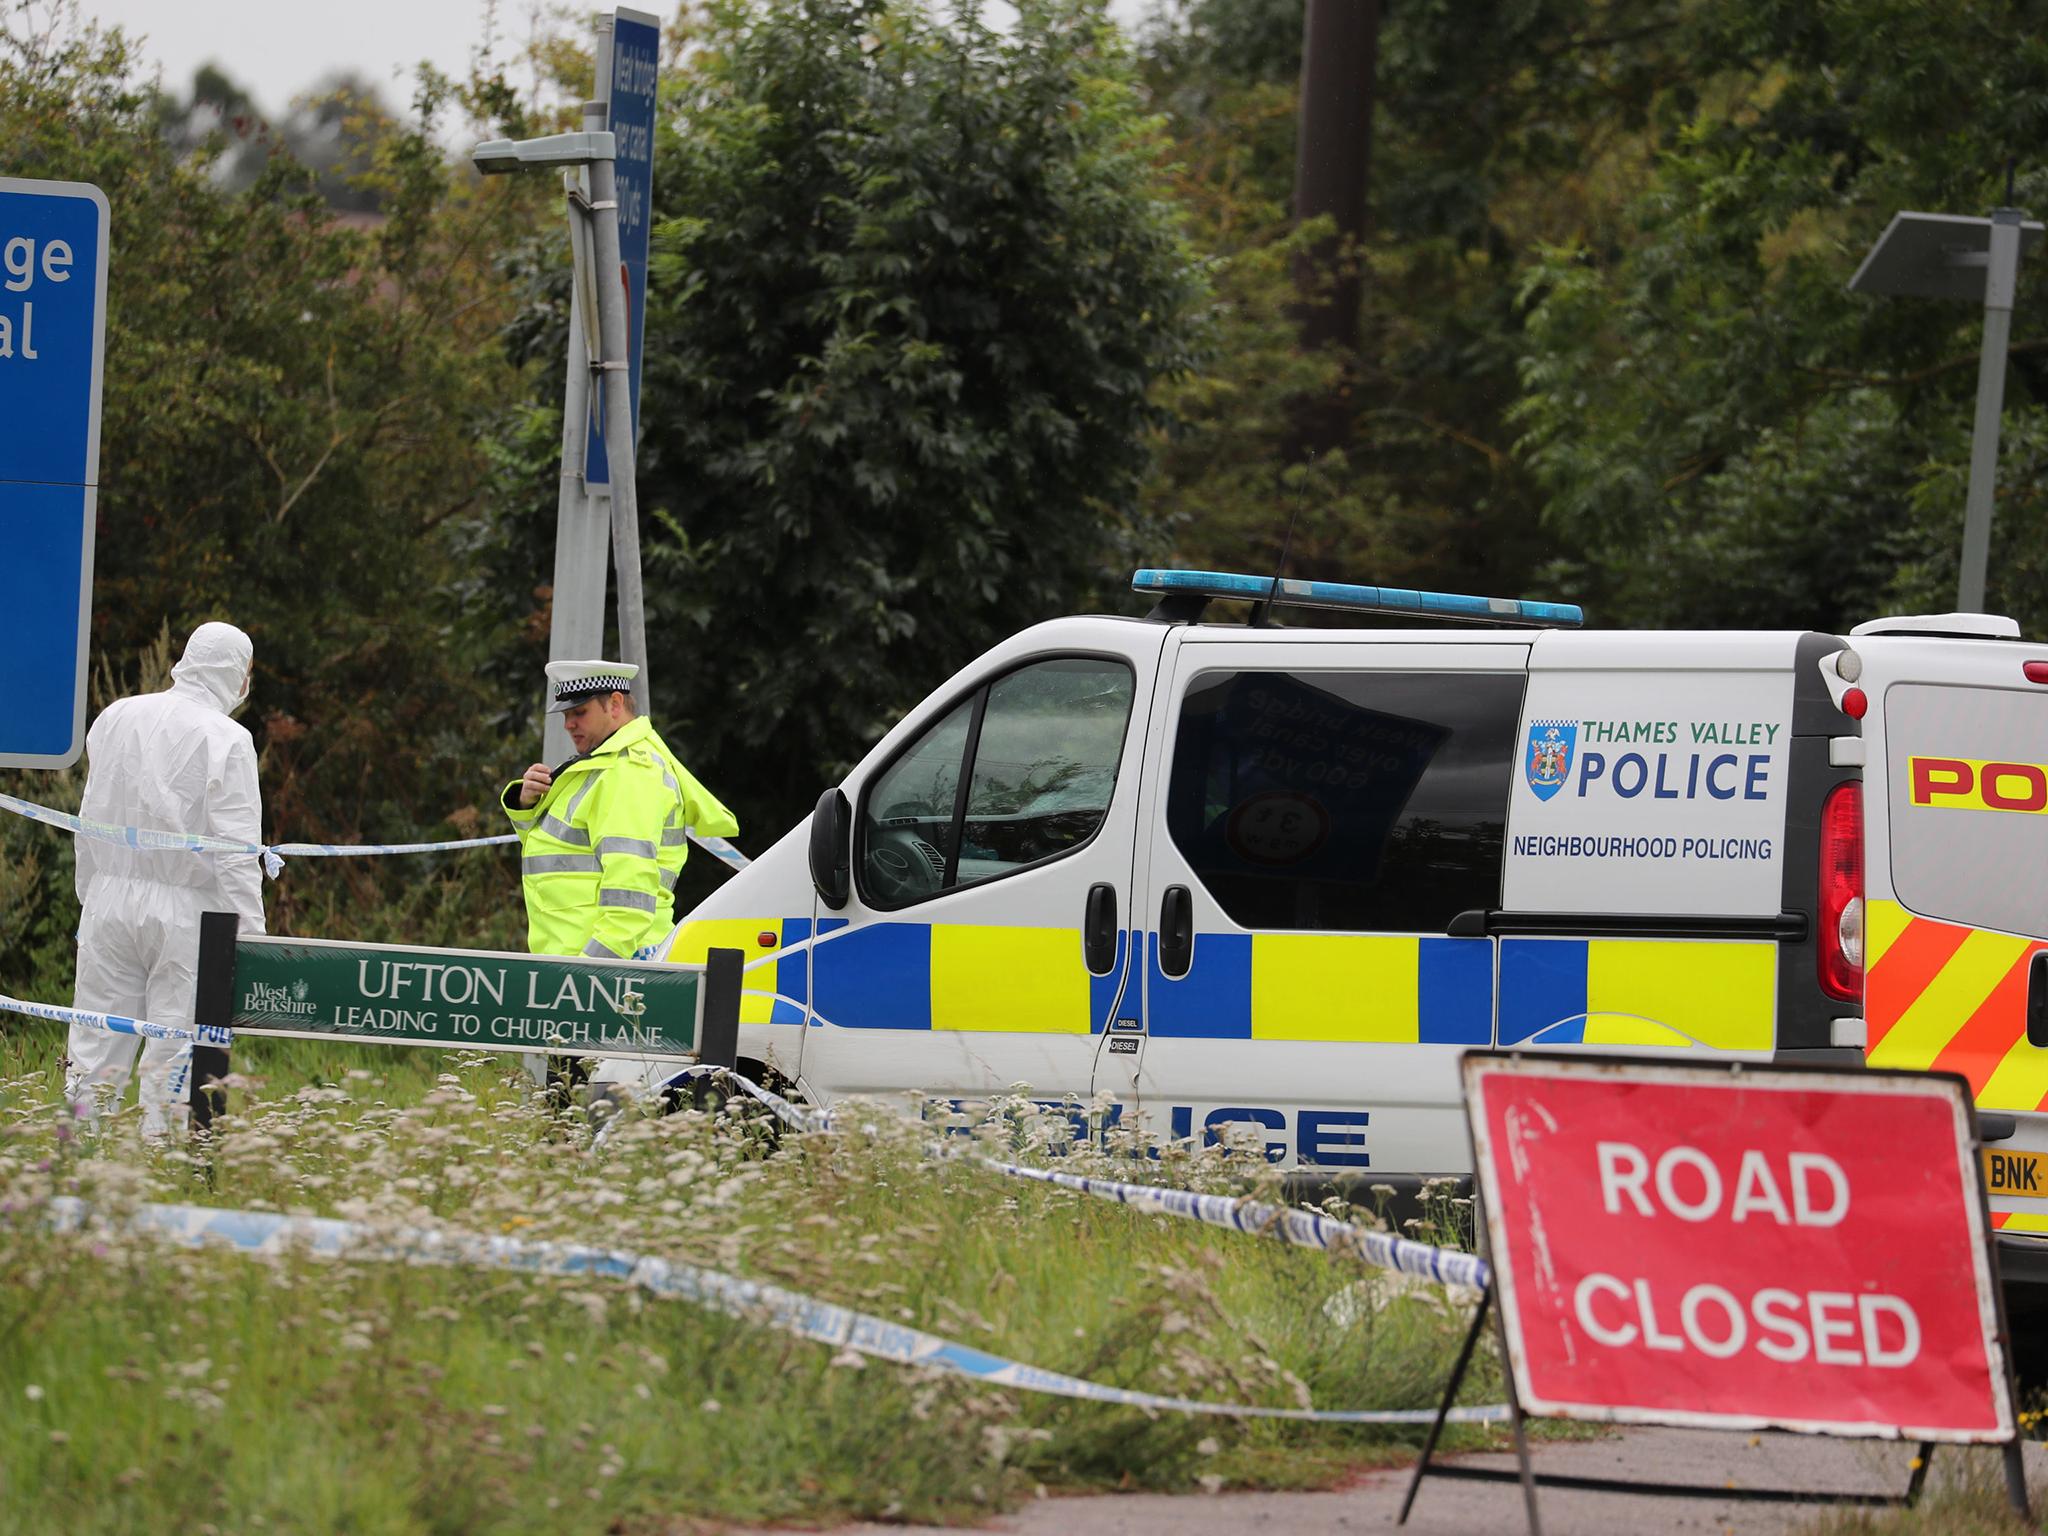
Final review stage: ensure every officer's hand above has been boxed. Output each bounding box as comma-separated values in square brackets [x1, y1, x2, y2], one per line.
[518, 763, 552, 809]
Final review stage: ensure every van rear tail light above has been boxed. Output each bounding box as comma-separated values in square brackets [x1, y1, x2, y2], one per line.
[1818, 782, 1864, 1004]
[2026, 661, 2048, 684]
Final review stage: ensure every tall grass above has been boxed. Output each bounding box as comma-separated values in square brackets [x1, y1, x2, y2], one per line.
[0, 1029, 1498, 1533]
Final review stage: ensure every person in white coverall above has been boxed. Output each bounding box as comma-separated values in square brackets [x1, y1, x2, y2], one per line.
[64, 622, 266, 1136]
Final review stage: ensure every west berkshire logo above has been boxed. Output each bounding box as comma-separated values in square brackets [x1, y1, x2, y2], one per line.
[244, 979, 318, 1016]
[1525, 720, 1577, 802]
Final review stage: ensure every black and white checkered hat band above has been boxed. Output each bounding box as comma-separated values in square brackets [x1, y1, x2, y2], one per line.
[551, 675, 633, 708]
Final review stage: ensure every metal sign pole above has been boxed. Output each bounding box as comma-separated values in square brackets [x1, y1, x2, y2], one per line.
[585, 137, 651, 717]
[1958, 207, 2024, 613]
[542, 135, 610, 766]
[541, 10, 659, 754]
[189, 910, 241, 1132]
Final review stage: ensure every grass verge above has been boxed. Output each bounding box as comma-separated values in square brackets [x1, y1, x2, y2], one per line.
[1804, 1456, 2047, 1535]
[0, 1025, 1501, 1533]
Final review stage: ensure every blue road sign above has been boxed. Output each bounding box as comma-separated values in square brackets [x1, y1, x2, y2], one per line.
[0, 178, 106, 769]
[585, 7, 660, 487]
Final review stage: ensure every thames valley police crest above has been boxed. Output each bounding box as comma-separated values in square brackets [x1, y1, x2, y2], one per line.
[1525, 720, 1577, 801]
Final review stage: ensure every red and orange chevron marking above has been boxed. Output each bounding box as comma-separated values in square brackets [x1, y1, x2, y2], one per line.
[1867, 899, 2048, 1113]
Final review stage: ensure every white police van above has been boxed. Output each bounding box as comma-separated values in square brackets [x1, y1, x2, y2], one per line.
[618, 568, 1873, 1187]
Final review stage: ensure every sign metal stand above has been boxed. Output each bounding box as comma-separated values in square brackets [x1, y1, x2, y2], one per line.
[1396, 1282, 1947, 1533]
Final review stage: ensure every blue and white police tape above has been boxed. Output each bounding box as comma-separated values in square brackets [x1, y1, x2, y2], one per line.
[0, 791, 749, 876]
[669, 1070, 1492, 1293]
[708, 1067, 832, 1132]
[0, 791, 293, 876]
[267, 832, 519, 867]
[40, 1195, 1507, 1427]
[686, 834, 749, 872]
[984, 1160, 1491, 1292]
[0, 992, 232, 1048]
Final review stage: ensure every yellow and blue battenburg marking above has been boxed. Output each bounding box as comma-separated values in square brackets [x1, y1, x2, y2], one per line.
[1497, 937, 1775, 1049]
[668, 917, 815, 1024]
[676, 918, 1777, 1049]
[797, 921, 1129, 1033]
[1146, 933, 1492, 1043]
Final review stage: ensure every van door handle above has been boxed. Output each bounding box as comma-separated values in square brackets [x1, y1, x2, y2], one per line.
[2028, 952, 2048, 1047]
[1160, 885, 1193, 979]
[1084, 884, 1118, 975]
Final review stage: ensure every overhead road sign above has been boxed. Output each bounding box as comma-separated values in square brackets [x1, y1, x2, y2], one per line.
[0, 177, 107, 768]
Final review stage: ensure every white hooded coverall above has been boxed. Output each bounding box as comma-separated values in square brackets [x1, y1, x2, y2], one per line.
[65, 623, 266, 1133]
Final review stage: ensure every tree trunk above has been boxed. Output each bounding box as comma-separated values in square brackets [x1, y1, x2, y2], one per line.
[1292, 0, 1379, 359]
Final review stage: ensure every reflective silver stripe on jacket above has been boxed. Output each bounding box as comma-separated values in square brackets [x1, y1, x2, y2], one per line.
[524, 853, 602, 876]
[539, 815, 591, 847]
[660, 827, 689, 847]
[660, 868, 679, 891]
[582, 938, 620, 959]
[653, 757, 689, 827]
[598, 888, 658, 912]
[537, 770, 603, 846]
[597, 835, 658, 861]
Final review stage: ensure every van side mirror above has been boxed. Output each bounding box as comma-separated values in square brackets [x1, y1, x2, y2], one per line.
[810, 787, 851, 909]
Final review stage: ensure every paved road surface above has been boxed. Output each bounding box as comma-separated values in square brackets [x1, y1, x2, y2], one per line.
[787, 1428, 2046, 1536]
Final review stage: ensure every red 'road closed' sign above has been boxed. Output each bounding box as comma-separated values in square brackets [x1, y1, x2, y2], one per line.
[1465, 1057, 2013, 1442]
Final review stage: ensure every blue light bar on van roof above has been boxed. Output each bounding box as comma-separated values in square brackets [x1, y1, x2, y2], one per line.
[1132, 569, 1585, 629]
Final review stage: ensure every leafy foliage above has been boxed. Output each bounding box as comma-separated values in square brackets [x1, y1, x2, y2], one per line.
[1513, 0, 2048, 631]
[1136, 0, 1691, 601]
[482, 0, 1207, 862]
[0, 13, 556, 956]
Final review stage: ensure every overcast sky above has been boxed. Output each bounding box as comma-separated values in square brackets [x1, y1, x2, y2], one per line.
[74, 1, 1161, 117]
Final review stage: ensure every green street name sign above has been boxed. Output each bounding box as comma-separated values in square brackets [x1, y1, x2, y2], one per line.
[224, 933, 715, 1058]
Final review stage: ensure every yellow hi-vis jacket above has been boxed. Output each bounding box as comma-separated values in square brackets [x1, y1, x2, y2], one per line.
[499, 717, 739, 959]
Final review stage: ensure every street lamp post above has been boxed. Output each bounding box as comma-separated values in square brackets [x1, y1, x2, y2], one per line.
[1849, 208, 2043, 613]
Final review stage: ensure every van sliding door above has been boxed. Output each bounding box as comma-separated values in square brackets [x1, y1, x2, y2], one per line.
[1100, 637, 1530, 1174]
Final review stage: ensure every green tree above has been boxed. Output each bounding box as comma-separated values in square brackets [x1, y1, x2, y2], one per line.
[0, 11, 556, 980]
[482, 0, 1207, 867]
[1136, 0, 1690, 599]
[1513, 0, 2048, 633]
